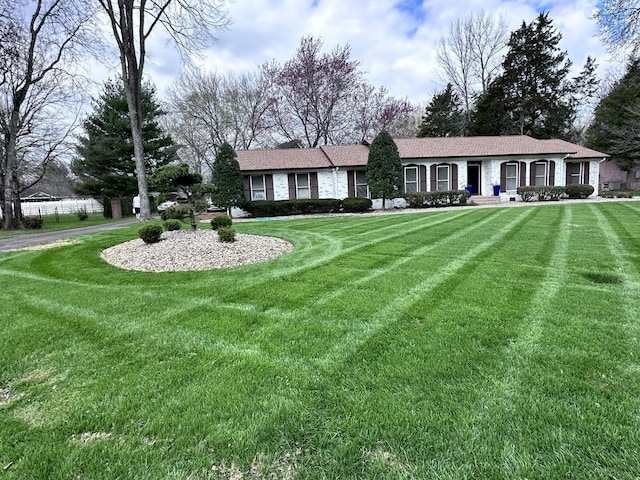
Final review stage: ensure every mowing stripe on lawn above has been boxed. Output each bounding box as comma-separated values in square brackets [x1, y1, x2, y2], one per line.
[316, 207, 536, 368]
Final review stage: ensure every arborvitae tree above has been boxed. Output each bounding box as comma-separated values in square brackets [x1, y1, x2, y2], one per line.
[469, 12, 578, 139]
[366, 130, 403, 209]
[417, 84, 465, 137]
[72, 79, 177, 199]
[211, 143, 245, 217]
[586, 59, 640, 182]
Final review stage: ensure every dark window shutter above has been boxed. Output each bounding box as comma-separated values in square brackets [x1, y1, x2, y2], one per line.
[519, 161, 526, 187]
[310, 172, 319, 198]
[548, 161, 555, 186]
[583, 162, 590, 184]
[565, 163, 571, 185]
[266, 174, 274, 200]
[451, 164, 458, 190]
[430, 165, 437, 191]
[530, 162, 537, 186]
[288, 173, 296, 199]
[243, 176, 251, 201]
[419, 165, 427, 192]
[500, 163, 507, 191]
[347, 170, 355, 197]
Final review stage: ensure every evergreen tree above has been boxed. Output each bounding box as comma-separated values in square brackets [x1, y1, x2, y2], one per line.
[152, 162, 203, 230]
[366, 130, 403, 209]
[586, 59, 640, 182]
[211, 143, 245, 216]
[469, 12, 578, 139]
[72, 79, 177, 199]
[417, 84, 465, 137]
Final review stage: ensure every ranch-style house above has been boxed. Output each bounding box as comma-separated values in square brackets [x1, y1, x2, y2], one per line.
[235, 135, 608, 208]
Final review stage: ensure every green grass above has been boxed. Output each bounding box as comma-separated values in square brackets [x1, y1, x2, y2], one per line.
[1, 202, 639, 479]
[0, 213, 123, 238]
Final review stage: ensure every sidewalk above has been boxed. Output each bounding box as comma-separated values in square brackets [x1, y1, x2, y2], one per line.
[0, 218, 138, 253]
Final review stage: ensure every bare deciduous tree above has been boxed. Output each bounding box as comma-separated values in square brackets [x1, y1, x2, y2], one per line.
[97, 0, 230, 220]
[0, 0, 94, 229]
[436, 10, 508, 125]
[595, 0, 640, 52]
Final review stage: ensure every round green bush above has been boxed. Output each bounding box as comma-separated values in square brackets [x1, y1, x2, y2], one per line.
[217, 226, 236, 243]
[22, 216, 44, 229]
[160, 206, 188, 221]
[163, 219, 181, 231]
[139, 224, 163, 244]
[211, 214, 232, 230]
[565, 184, 594, 199]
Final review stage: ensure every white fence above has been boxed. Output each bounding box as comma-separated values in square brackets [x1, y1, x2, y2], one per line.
[15, 198, 103, 217]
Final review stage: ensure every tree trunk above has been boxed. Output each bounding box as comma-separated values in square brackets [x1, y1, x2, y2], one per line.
[3, 111, 20, 230]
[111, 198, 123, 219]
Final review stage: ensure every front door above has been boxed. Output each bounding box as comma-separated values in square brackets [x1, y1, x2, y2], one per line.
[467, 163, 481, 195]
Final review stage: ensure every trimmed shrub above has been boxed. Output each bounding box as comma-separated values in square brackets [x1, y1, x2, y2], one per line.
[77, 209, 89, 221]
[406, 190, 469, 208]
[243, 198, 342, 217]
[23, 216, 44, 229]
[565, 184, 594, 199]
[517, 186, 566, 202]
[163, 219, 181, 231]
[217, 226, 236, 243]
[139, 224, 163, 244]
[211, 214, 232, 230]
[193, 199, 208, 214]
[160, 205, 188, 221]
[342, 197, 372, 213]
[517, 186, 538, 202]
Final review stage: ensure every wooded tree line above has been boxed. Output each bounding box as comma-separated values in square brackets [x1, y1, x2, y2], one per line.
[2, 1, 640, 229]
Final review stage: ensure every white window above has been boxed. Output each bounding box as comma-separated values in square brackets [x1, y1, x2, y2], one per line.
[296, 173, 310, 199]
[534, 162, 547, 186]
[437, 165, 449, 191]
[568, 163, 582, 184]
[405, 166, 418, 194]
[355, 171, 368, 198]
[250, 175, 265, 200]
[505, 163, 518, 191]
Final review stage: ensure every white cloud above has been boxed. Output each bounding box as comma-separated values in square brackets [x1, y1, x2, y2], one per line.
[128, 0, 612, 107]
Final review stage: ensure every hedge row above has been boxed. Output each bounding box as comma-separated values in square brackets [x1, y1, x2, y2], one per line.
[242, 198, 370, 217]
[405, 190, 470, 208]
[517, 184, 594, 202]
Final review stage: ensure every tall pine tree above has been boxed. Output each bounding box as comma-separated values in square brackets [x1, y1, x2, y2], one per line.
[469, 13, 577, 139]
[366, 130, 403, 209]
[211, 143, 245, 217]
[417, 84, 465, 137]
[72, 79, 177, 200]
[586, 58, 640, 182]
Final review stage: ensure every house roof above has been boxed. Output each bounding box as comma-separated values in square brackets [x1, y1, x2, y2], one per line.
[235, 135, 608, 172]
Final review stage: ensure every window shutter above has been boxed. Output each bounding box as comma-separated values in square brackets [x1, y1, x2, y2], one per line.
[565, 163, 571, 185]
[243, 176, 251, 201]
[430, 165, 437, 191]
[310, 172, 319, 198]
[419, 165, 427, 192]
[347, 170, 355, 197]
[288, 173, 296, 200]
[583, 162, 590, 184]
[451, 164, 458, 190]
[500, 163, 507, 191]
[530, 162, 537, 186]
[519, 161, 527, 187]
[548, 161, 555, 186]
[266, 174, 274, 200]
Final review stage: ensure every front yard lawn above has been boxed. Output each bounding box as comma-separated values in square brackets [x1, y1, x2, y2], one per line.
[1, 202, 639, 479]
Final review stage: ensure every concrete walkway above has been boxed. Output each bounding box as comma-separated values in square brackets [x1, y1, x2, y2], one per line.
[0, 218, 139, 253]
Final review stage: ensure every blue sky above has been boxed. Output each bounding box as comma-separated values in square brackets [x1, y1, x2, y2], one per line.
[96, 0, 614, 107]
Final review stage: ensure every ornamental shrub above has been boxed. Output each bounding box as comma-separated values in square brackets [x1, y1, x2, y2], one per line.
[163, 219, 181, 231]
[22, 216, 44, 229]
[217, 226, 236, 243]
[139, 224, 163, 244]
[405, 190, 469, 208]
[565, 184, 594, 199]
[517, 186, 538, 202]
[77, 209, 89, 221]
[342, 197, 372, 213]
[211, 214, 232, 230]
[160, 205, 188, 221]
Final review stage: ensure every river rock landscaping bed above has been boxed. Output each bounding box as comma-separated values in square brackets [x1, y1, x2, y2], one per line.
[101, 230, 294, 272]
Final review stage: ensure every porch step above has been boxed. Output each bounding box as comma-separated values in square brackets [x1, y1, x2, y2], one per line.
[469, 195, 502, 206]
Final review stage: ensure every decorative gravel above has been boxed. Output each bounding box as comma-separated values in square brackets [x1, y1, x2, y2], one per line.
[101, 230, 294, 272]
